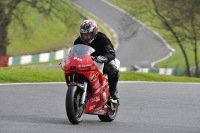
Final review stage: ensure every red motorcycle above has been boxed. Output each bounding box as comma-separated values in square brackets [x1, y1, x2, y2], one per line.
[61, 44, 119, 124]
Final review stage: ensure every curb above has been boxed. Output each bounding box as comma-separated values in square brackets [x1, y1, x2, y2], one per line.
[119, 67, 186, 76]
[8, 49, 69, 66]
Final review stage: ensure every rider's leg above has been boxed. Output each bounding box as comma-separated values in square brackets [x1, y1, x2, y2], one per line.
[103, 60, 120, 100]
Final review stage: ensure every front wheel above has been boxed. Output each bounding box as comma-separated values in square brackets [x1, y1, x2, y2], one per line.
[98, 100, 119, 122]
[66, 86, 84, 124]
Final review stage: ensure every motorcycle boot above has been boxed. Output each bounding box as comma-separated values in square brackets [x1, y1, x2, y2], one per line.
[108, 73, 120, 100]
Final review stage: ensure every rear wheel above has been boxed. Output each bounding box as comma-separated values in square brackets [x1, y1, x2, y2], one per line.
[66, 86, 84, 124]
[98, 100, 119, 122]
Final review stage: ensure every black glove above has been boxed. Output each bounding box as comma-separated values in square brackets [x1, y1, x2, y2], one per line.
[96, 56, 108, 63]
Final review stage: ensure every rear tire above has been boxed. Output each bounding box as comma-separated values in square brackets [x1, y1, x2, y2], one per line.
[98, 100, 119, 122]
[66, 86, 84, 124]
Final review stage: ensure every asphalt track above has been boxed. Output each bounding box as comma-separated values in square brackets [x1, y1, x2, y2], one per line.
[1, 1, 199, 133]
[71, 0, 174, 68]
[1, 82, 200, 133]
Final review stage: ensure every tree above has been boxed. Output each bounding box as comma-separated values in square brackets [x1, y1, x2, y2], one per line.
[0, 0, 71, 56]
[149, 0, 200, 77]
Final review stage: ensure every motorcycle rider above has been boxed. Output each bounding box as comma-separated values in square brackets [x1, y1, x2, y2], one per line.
[73, 19, 120, 100]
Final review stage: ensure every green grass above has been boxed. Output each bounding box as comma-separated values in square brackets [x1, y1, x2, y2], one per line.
[8, 1, 83, 56]
[107, 0, 200, 69]
[0, 67, 64, 83]
[120, 71, 200, 82]
[7, 0, 116, 57]
[0, 67, 200, 83]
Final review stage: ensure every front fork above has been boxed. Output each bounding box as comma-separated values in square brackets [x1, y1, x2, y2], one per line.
[81, 82, 88, 105]
[69, 74, 88, 105]
[69, 82, 87, 105]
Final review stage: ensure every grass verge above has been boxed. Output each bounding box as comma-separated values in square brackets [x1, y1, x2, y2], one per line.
[0, 67, 200, 83]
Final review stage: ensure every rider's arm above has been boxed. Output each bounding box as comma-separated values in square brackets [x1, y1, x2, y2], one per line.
[101, 35, 116, 62]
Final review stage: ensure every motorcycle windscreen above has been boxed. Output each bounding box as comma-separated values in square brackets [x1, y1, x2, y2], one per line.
[69, 44, 95, 57]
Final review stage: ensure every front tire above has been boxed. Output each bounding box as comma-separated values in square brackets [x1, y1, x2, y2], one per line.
[98, 100, 119, 122]
[66, 86, 84, 124]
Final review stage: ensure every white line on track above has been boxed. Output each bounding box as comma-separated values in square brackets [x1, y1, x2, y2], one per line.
[0, 81, 200, 86]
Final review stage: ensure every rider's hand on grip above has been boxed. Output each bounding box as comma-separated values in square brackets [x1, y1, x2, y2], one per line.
[96, 56, 107, 63]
